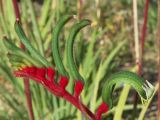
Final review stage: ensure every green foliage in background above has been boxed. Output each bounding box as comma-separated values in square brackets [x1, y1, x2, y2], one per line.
[0, 0, 158, 120]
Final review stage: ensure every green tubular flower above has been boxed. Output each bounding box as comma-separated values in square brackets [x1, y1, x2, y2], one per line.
[15, 21, 52, 67]
[66, 19, 91, 82]
[3, 37, 42, 67]
[52, 15, 73, 76]
[102, 71, 155, 109]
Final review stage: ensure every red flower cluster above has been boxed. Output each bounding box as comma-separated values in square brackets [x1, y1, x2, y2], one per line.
[14, 66, 108, 120]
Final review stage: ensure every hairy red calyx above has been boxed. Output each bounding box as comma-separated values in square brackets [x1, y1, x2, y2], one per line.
[14, 66, 108, 120]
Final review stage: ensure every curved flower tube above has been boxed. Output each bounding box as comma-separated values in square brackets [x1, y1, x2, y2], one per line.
[102, 71, 155, 109]
[66, 19, 91, 82]
[52, 15, 73, 77]
[15, 21, 52, 67]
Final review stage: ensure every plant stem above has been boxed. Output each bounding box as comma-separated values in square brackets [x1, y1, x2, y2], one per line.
[132, 0, 149, 118]
[133, 0, 140, 69]
[95, 0, 101, 21]
[12, 1, 34, 120]
[113, 85, 131, 119]
[132, 0, 140, 117]
[140, 0, 149, 55]
[24, 78, 35, 120]
[157, 0, 160, 119]
[77, 0, 83, 20]
[0, 1, 10, 37]
[138, 83, 158, 120]
[15, 67, 108, 120]
[26, 0, 44, 56]
[12, 0, 20, 21]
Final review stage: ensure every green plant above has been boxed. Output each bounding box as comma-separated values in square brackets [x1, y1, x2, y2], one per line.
[0, 0, 158, 120]
[3, 14, 155, 119]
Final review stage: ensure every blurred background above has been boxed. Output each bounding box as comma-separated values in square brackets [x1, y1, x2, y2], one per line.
[0, 0, 158, 120]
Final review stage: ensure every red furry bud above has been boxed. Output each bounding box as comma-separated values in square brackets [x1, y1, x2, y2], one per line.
[14, 66, 108, 120]
[95, 102, 109, 120]
[47, 67, 55, 81]
[59, 76, 69, 89]
[74, 80, 84, 99]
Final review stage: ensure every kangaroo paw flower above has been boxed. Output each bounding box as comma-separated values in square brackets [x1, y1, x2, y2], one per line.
[14, 66, 108, 120]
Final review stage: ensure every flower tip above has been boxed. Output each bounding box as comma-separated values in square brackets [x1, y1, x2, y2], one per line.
[16, 18, 20, 22]
[74, 80, 84, 98]
[15, 19, 21, 25]
[59, 76, 69, 88]
[95, 102, 109, 120]
[47, 67, 55, 80]
[142, 80, 155, 100]
[13, 70, 22, 77]
[146, 80, 154, 89]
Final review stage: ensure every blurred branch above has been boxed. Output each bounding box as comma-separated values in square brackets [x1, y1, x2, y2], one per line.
[24, 78, 35, 120]
[140, 0, 149, 55]
[95, 0, 101, 20]
[12, 0, 21, 21]
[77, 0, 83, 20]
[157, 0, 160, 119]
[12, 1, 34, 120]
[132, 0, 141, 118]
[133, 0, 140, 69]
[133, 0, 149, 119]
[26, 0, 44, 56]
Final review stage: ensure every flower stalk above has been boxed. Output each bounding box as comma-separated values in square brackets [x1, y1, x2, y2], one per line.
[133, 0, 150, 117]
[24, 78, 35, 120]
[140, 0, 149, 55]
[12, 0, 21, 21]
[14, 66, 109, 120]
[12, 1, 35, 120]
